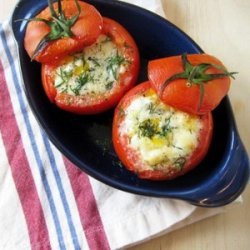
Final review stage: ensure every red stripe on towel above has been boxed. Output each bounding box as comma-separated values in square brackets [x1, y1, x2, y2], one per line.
[63, 157, 110, 250]
[0, 62, 51, 250]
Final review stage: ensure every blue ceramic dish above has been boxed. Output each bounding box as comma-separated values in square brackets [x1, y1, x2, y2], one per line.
[11, 0, 249, 207]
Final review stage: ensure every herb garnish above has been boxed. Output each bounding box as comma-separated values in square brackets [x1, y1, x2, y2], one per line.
[138, 119, 158, 139]
[159, 115, 173, 137]
[70, 73, 90, 95]
[106, 51, 126, 80]
[88, 57, 101, 67]
[55, 68, 73, 87]
[148, 103, 156, 114]
[138, 113, 174, 139]
[105, 81, 114, 90]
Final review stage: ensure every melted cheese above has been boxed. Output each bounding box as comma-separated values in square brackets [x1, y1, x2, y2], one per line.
[119, 90, 203, 170]
[54, 35, 128, 96]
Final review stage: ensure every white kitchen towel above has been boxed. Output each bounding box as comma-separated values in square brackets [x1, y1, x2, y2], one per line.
[0, 1, 241, 250]
[121, 0, 165, 17]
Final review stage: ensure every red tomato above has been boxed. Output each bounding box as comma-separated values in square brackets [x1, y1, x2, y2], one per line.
[41, 17, 140, 114]
[112, 82, 213, 181]
[24, 0, 103, 63]
[148, 54, 234, 115]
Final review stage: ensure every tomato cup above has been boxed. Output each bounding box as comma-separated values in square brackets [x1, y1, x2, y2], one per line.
[41, 17, 140, 114]
[112, 82, 213, 181]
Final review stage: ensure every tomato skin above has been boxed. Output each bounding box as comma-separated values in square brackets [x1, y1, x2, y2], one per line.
[148, 54, 231, 115]
[112, 81, 213, 181]
[24, 1, 103, 63]
[41, 17, 140, 114]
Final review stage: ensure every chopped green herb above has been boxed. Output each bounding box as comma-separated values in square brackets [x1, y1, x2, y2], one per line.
[88, 56, 100, 67]
[138, 119, 158, 138]
[106, 50, 126, 80]
[54, 81, 65, 88]
[148, 103, 156, 114]
[70, 73, 90, 95]
[173, 145, 183, 150]
[105, 81, 114, 90]
[77, 73, 90, 85]
[159, 115, 173, 137]
[55, 67, 73, 87]
[61, 87, 68, 93]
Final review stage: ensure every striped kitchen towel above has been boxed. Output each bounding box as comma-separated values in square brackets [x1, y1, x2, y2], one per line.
[0, 1, 240, 250]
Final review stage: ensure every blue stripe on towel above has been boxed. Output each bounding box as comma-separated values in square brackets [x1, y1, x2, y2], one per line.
[1, 23, 80, 250]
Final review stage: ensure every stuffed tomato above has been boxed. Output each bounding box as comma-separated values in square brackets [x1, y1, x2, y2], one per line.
[112, 82, 213, 180]
[41, 17, 140, 114]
